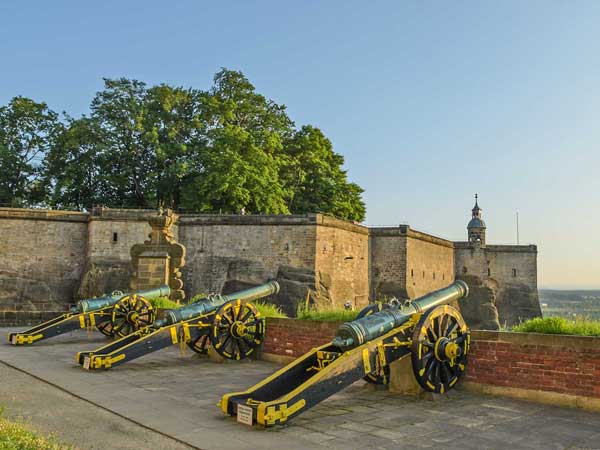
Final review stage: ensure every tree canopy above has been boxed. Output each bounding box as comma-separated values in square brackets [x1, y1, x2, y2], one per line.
[0, 69, 366, 221]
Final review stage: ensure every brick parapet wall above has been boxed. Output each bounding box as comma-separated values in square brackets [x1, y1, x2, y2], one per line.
[467, 330, 600, 399]
[261, 321, 600, 402]
[262, 317, 341, 358]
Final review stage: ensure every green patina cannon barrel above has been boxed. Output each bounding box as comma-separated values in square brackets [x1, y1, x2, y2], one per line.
[333, 280, 469, 350]
[154, 281, 280, 327]
[74, 285, 171, 314]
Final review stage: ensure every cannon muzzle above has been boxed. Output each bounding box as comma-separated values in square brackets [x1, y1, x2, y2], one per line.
[333, 280, 468, 350]
[154, 281, 280, 328]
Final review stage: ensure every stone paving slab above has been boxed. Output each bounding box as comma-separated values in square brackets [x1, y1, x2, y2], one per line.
[1, 328, 600, 450]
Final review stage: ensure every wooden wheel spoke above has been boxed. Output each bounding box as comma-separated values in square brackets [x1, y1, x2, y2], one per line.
[221, 334, 231, 350]
[441, 362, 452, 383]
[422, 339, 435, 348]
[440, 315, 450, 337]
[242, 336, 255, 349]
[243, 318, 260, 328]
[424, 358, 436, 380]
[221, 313, 233, 325]
[446, 319, 459, 337]
[433, 361, 441, 385]
[435, 317, 443, 339]
[452, 335, 466, 344]
[426, 328, 437, 343]
[226, 307, 236, 323]
[239, 308, 253, 323]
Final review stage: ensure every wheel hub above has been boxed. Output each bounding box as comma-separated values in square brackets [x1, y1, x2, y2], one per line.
[434, 337, 462, 365]
[230, 321, 247, 338]
[126, 311, 139, 324]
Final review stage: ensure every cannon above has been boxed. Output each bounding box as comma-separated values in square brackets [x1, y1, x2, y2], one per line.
[220, 281, 469, 426]
[7, 286, 168, 346]
[76, 281, 279, 370]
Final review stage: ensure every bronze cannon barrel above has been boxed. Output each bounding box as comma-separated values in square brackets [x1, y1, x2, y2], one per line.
[154, 281, 280, 328]
[74, 285, 171, 314]
[332, 280, 468, 350]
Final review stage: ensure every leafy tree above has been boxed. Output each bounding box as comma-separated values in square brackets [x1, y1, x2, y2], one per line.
[6, 69, 366, 221]
[45, 117, 106, 209]
[143, 84, 204, 208]
[283, 125, 365, 221]
[88, 78, 154, 208]
[0, 97, 61, 206]
[181, 69, 293, 214]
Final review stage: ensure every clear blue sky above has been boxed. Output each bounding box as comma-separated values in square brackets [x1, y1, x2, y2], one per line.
[2, 1, 599, 288]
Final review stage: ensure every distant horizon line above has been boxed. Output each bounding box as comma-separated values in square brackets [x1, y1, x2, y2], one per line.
[538, 286, 600, 291]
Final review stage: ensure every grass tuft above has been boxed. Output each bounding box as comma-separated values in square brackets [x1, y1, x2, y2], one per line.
[512, 316, 600, 337]
[296, 303, 358, 322]
[254, 302, 288, 319]
[149, 297, 180, 310]
[0, 415, 72, 450]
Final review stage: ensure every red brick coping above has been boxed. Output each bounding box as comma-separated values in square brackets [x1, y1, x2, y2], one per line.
[466, 330, 600, 399]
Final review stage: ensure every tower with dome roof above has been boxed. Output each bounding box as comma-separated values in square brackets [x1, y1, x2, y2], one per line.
[467, 194, 486, 246]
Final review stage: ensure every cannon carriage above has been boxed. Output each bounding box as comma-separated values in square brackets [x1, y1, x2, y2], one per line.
[76, 281, 279, 370]
[220, 281, 470, 426]
[7, 286, 169, 345]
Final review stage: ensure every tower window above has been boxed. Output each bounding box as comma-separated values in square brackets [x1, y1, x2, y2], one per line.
[411, 269, 414, 278]
[433, 272, 436, 280]
[463, 267, 468, 275]
[487, 268, 491, 276]
[422, 271, 425, 279]
[512, 268, 517, 277]
[442, 273, 445, 280]
[113, 232, 118, 243]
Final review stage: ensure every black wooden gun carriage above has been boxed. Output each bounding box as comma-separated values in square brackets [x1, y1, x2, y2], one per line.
[220, 281, 469, 426]
[7, 286, 168, 345]
[76, 281, 279, 370]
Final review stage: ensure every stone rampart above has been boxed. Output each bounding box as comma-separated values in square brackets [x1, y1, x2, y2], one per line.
[0, 208, 88, 324]
[0, 207, 540, 327]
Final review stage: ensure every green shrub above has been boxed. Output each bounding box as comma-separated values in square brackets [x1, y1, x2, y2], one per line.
[296, 303, 358, 323]
[149, 297, 180, 310]
[512, 316, 600, 337]
[0, 415, 71, 450]
[254, 302, 288, 319]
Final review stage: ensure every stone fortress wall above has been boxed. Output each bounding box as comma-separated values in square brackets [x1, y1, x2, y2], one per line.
[369, 226, 455, 300]
[0, 200, 540, 328]
[455, 243, 539, 327]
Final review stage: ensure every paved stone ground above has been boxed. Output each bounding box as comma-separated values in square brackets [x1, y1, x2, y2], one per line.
[0, 364, 193, 450]
[1, 328, 600, 450]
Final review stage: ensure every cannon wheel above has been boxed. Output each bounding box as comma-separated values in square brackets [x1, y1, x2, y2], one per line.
[96, 321, 115, 337]
[111, 294, 156, 338]
[411, 305, 469, 394]
[95, 290, 125, 336]
[210, 300, 264, 360]
[187, 334, 210, 354]
[356, 303, 391, 385]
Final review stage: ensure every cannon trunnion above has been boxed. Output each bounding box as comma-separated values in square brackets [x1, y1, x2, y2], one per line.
[220, 281, 470, 427]
[6, 286, 169, 345]
[76, 281, 279, 370]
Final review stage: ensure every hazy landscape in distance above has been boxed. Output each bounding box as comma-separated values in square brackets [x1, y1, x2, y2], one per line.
[539, 290, 600, 320]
